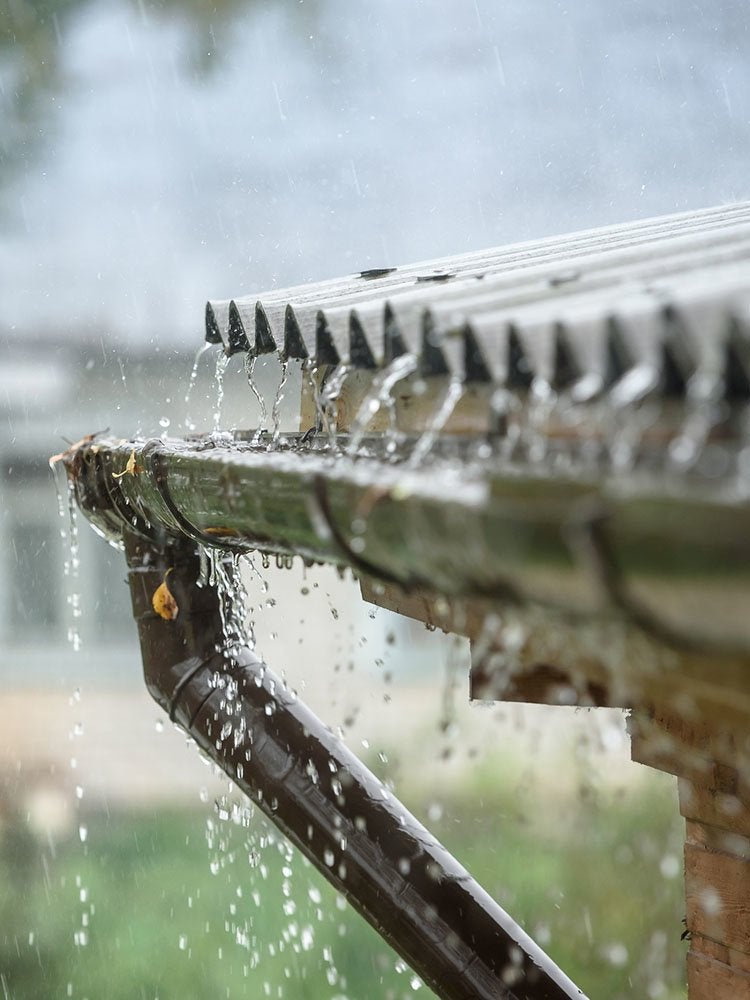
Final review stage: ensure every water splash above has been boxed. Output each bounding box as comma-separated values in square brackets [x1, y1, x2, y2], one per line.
[408, 377, 464, 466]
[245, 553, 270, 594]
[244, 354, 269, 443]
[206, 549, 255, 661]
[346, 354, 418, 455]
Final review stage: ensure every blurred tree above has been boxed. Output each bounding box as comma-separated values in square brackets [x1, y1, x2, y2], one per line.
[0, 0, 319, 199]
[0, 1, 89, 192]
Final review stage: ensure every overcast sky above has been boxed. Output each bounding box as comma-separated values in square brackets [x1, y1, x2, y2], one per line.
[1, 0, 748, 350]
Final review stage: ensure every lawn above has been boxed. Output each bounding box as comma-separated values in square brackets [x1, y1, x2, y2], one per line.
[0, 757, 687, 999]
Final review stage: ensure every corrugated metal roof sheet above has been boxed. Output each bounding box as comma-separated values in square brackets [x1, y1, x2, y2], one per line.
[206, 202, 750, 401]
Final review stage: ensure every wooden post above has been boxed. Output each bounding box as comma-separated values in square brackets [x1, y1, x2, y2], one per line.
[631, 710, 750, 999]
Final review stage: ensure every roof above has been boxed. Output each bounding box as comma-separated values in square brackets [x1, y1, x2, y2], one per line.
[205, 201, 750, 402]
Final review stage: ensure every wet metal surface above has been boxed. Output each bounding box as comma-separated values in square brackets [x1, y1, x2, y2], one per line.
[124, 534, 586, 1000]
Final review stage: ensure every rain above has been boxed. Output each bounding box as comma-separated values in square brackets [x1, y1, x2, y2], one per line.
[2, 1, 750, 999]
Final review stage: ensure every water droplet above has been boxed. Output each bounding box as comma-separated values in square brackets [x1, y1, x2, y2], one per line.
[427, 801, 443, 822]
[603, 942, 629, 967]
[659, 854, 680, 879]
[534, 922, 551, 946]
[700, 886, 722, 915]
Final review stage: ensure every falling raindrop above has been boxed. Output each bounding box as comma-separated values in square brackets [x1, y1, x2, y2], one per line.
[53, 473, 84, 652]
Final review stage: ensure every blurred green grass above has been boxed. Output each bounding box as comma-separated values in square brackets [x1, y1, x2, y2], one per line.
[0, 764, 687, 1000]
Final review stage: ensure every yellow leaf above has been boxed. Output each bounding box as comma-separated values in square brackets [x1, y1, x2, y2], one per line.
[113, 448, 142, 479]
[152, 569, 179, 621]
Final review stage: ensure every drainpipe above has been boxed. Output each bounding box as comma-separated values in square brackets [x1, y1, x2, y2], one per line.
[122, 528, 585, 1000]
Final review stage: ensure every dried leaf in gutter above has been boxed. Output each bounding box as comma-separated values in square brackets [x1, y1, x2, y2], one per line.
[113, 448, 142, 479]
[152, 569, 179, 621]
[49, 431, 105, 470]
[203, 526, 241, 537]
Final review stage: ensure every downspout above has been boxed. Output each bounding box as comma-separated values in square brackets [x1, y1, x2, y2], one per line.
[120, 528, 585, 1000]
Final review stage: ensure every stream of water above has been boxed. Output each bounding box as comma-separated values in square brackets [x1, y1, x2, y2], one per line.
[244, 354, 270, 443]
[212, 351, 231, 433]
[270, 357, 290, 444]
[408, 377, 464, 467]
[346, 354, 419, 455]
[319, 363, 352, 449]
[184, 342, 215, 433]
